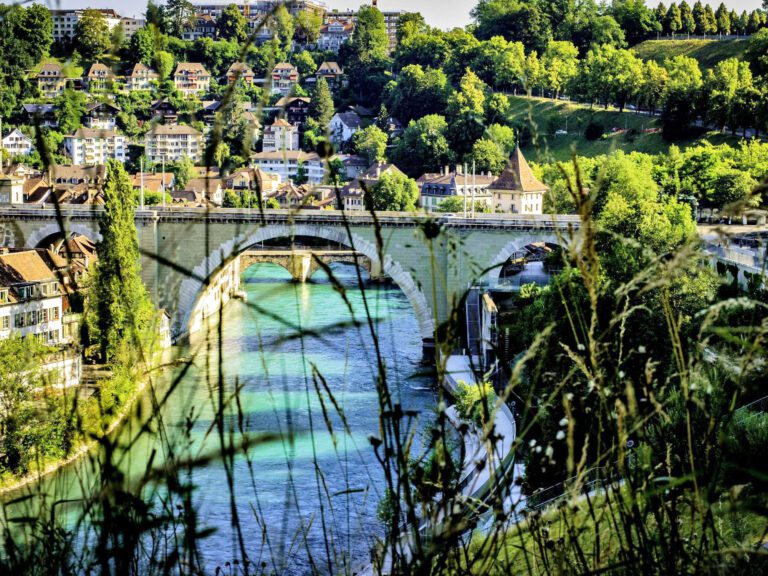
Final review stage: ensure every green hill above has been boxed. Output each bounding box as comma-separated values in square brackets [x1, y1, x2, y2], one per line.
[632, 38, 748, 70]
[505, 95, 739, 163]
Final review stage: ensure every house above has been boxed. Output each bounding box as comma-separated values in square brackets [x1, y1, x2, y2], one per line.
[417, 167, 496, 212]
[1, 130, 34, 157]
[83, 102, 121, 130]
[37, 62, 67, 99]
[83, 63, 115, 92]
[340, 162, 404, 211]
[64, 128, 127, 165]
[246, 15, 276, 44]
[182, 14, 218, 40]
[0, 175, 24, 205]
[262, 119, 300, 152]
[329, 111, 362, 148]
[150, 98, 179, 123]
[131, 172, 175, 197]
[224, 167, 281, 197]
[250, 150, 326, 184]
[180, 177, 223, 205]
[199, 100, 223, 125]
[315, 61, 344, 91]
[22, 104, 58, 128]
[487, 146, 548, 214]
[145, 123, 203, 163]
[268, 182, 316, 209]
[335, 154, 369, 180]
[318, 19, 354, 52]
[126, 62, 159, 91]
[173, 62, 211, 96]
[270, 62, 299, 96]
[274, 96, 310, 126]
[50, 164, 106, 188]
[0, 249, 63, 345]
[120, 16, 146, 39]
[226, 62, 256, 85]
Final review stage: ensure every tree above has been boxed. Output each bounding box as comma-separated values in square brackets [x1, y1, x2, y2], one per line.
[111, 22, 126, 53]
[471, 0, 552, 53]
[661, 55, 702, 138]
[368, 172, 419, 211]
[74, 8, 111, 60]
[392, 114, 453, 177]
[272, 4, 294, 50]
[541, 41, 579, 99]
[469, 138, 507, 175]
[89, 160, 153, 361]
[704, 58, 753, 131]
[294, 161, 308, 185]
[396, 12, 427, 44]
[447, 69, 488, 157]
[171, 155, 195, 190]
[309, 76, 334, 129]
[710, 168, 757, 208]
[715, 3, 731, 35]
[164, 0, 196, 37]
[353, 125, 388, 164]
[384, 64, 451, 123]
[746, 28, 768, 76]
[343, 5, 390, 104]
[655, 2, 668, 35]
[666, 3, 682, 36]
[612, 0, 658, 43]
[681, 1, 696, 37]
[436, 196, 489, 214]
[154, 50, 175, 80]
[703, 4, 718, 36]
[56, 89, 88, 135]
[486, 124, 515, 154]
[130, 26, 157, 66]
[218, 4, 248, 42]
[293, 50, 317, 77]
[294, 10, 322, 44]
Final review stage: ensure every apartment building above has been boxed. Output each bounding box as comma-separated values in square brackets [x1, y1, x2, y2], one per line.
[193, 1, 325, 18]
[318, 19, 354, 52]
[0, 174, 24, 205]
[119, 16, 146, 39]
[173, 62, 211, 96]
[182, 15, 218, 41]
[250, 150, 325, 184]
[0, 249, 63, 345]
[50, 9, 122, 44]
[324, 9, 405, 51]
[145, 124, 203, 163]
[1, 129, 34, 157]
[64, 128, 127, 165]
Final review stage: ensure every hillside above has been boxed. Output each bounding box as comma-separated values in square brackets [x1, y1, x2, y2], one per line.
[505, 95, 740, 163]
[632, 38, 749, 70]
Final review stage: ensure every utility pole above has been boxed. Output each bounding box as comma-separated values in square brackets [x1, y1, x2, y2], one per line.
[140, 156, 145, 209]
[463, 163, 467, 218]
[161, 155, 166, 207]
[471, 159, 476, 218]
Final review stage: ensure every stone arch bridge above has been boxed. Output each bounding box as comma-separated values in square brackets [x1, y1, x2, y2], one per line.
[0, 207, 580, 353]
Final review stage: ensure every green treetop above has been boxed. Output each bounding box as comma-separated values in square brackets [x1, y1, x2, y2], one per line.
[309, 76, 334, 130]
[218, 3, 248, 43]
[368, 171, 419, 212]
[74, 8, 111, 60]
[352, 125, 388, 164]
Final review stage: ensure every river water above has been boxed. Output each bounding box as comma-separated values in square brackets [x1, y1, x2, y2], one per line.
[4, 262, 436, 574]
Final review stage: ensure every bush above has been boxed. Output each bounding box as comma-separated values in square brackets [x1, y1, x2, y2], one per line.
[454, 380, 497, 427]
[585, 121, 604, 140]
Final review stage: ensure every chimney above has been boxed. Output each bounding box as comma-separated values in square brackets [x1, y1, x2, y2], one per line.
[375, 164, 381, 178]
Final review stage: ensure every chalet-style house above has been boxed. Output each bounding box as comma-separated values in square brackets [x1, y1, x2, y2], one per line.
[270, 62, 299, 96]
[83, 63, 115, 92]
[37, 62, 67, 98]
[173, 62, 211, 96]
[126, 62, 159, 91]
[226, 62, 255, 85]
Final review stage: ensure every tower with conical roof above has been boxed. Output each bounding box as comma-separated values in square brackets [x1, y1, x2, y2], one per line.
[487, 145, 548, 214]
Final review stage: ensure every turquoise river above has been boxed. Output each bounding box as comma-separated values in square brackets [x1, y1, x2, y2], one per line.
[3, 262, 437, 574]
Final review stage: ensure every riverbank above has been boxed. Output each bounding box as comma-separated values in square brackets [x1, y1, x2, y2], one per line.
[0, 349, 171, 496]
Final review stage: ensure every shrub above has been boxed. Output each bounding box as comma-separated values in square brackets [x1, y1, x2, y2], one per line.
[454, 380, 497, 427]
[585, 121, 604, 140]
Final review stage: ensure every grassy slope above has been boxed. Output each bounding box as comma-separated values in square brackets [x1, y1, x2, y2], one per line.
[506, 95, 739, 164]
[632, 38, 749, 70]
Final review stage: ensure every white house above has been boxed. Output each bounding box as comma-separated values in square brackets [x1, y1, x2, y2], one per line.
[173, 62, 211, 96]
[0, 174, 24, 205]
[64, 128, 127, 165]
[487, 146, 548, 214]
[126, 62, 159, 91]
[417, 167, 496, 212]
[1, 129, 34, 157]
[318, 19, 354, 52]
[270, 62, 299, 96]
[262, 119, 300, 152]
[250, 150, 326, 184]
[329, 111, 362, 147]
[0, 249, 63, 345]
[145, 124, 202, 163]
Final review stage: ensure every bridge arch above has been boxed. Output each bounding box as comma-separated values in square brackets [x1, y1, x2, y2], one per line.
[487, 233, 564, 283]
[26, 222, 102, 249]
[178, 224, 435, 341]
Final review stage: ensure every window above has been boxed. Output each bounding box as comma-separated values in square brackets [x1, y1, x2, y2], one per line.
[52, 307, 60, 320]
[41, 308, 48, 323]
[1, 316, 8, 330]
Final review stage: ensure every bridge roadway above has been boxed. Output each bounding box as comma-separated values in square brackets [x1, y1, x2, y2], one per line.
[2, 206, 764, 351]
